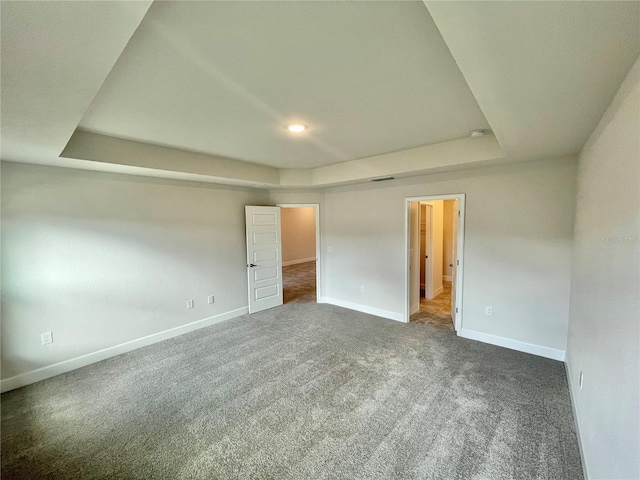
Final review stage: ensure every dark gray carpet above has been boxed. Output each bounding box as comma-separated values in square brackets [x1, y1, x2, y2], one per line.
[1, 303, 583, 479]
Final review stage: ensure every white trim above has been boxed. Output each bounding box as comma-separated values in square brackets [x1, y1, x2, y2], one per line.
[320, 297, 404, 322]
[404, 193, 466, 333]
[282, 257, 316, 267]
[459, 328, 566, 361]
[564, 361, 590, 479]
[410, 302, 420, 315]
[0, 307, 248, 393]
[443, 275, 452, 282]
[277, 203, 321, 300]
[430, 285, 443, 299]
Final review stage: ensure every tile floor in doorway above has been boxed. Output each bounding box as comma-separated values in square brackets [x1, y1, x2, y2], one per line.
[283, 261, 453, 332]
[283, 261, 316, 304]
[411, 281, 454, 330]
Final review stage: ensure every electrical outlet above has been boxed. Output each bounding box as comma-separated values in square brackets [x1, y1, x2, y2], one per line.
[484, 306, 493, 316]
[208, 295, 215, 304]
[41, 332, 53, 345]
[579, 371, 584, 390]
[360, 285, 365, 293]
[187, 299, 194, 309]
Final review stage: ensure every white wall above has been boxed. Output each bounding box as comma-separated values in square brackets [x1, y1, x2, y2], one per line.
[322, 157, 576, 356]
[280, 207, 316, 265]
[1, 162, 269, 382]
[566, 58, 640, 480]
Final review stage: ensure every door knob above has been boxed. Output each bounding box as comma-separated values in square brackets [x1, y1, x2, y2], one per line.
[449, 263, 454, 267]
[248, 263, 257, 267]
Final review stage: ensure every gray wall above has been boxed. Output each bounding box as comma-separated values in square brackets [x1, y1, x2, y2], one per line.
[1, 163, 268, 379]
[2, 155, 578, 386]
[275, 157, 577, 357]
[566, 58, 640, 480]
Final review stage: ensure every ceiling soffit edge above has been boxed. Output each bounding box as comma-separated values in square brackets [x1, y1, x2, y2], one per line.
[60, 130, 506, 188]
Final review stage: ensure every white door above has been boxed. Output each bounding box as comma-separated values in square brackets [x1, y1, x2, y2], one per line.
[451, 200, 459, 330]
[422, 204, 433, 299]
[245, 206, 283, 313]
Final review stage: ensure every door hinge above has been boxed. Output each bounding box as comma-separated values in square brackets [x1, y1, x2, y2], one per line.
[456, 260, 459, 266]
[458, 210, 461, 217]
[455, 307, 458, 313]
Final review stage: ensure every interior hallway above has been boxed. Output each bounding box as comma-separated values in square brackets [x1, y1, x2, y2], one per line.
[411, 281, 453, 330]
[283, 261, 316, 304]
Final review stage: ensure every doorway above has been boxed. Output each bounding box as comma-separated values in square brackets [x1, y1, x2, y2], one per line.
[277, 204, 320, 304]
[405, 194, 465, 331]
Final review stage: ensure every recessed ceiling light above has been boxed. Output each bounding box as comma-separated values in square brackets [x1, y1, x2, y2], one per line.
[288, 124, 306, 133]
[469, 129, 487, 137]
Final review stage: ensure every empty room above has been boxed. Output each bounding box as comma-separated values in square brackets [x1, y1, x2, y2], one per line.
[1, 2, 638, 479]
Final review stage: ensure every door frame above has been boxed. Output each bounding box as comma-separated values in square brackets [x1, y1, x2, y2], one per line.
[276, 203, 322, 301]
[403, 194, 466, 332]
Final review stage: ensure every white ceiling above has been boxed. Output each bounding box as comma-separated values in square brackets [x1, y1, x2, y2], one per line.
[426, 1, 640, 162]
[0, 1, 152, 164]
[1, 1, 639, 188]
[77, 1, 489, 169]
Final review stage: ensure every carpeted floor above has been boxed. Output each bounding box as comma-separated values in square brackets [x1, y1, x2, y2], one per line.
[1, 303, 583, 479]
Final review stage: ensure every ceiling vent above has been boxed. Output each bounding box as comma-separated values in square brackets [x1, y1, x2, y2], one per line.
[370, 176, 395, 182]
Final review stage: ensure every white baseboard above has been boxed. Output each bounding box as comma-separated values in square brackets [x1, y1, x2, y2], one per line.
[443, 275, 452, 282]
[430, 286, 444, 299]
[282, 257, 316, 267]
[319, 297, 404, 323]
[459, 328, 566, 361]
[0, 307, 248, 393]
[564, 361, 590, 479]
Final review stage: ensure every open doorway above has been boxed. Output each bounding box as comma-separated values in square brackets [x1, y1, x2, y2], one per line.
[278, 204, 320, 304]
[405, 194, 465, 331]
